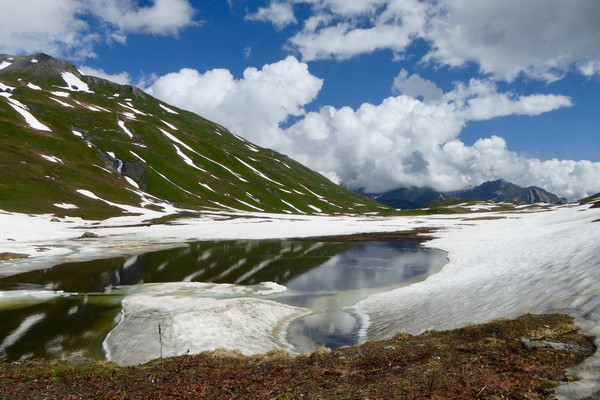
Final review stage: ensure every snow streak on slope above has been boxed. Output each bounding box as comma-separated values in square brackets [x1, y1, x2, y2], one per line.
[161, 119, 177, 130]
[160, 103, 178, 114]
[119, 102, 147, 116]
[50, 97, 74, 108]
[60, 72, 93, 93]
[2, 94, 51, 131]
[40, 155, 63, 164]
[235, 156, 285, 186]
[173, 144, 206, 172]
[158, 128, 249, 183]
[117, 120, 133, 138]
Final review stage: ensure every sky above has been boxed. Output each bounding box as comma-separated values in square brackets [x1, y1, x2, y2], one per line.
[1, 0, 600, 199]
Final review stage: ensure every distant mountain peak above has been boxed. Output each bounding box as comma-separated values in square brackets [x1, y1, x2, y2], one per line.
[360, 180, 566, 209]
[0, 53, 80, 79]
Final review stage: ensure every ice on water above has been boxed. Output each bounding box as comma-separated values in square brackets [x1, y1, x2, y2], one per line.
[103, 281, 306, 366]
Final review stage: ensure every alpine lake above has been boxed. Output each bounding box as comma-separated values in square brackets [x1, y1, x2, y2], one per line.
[0, 236, 447, 363]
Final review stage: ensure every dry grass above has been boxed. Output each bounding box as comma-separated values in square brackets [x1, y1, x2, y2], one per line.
[0, 313, 595, 400]
[0, 253, 29, 262]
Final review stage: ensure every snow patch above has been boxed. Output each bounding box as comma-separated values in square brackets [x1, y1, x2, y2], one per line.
[50, 97, 74, 108]
[51, 91, 70, 98]
[60, 72, 93, 93]
[299, 184, 325, 199]
[355, 205, 600, 399]
[129, 151, 146, 164]
[0, 61, 12, 70]
[40, 155, 63, 163]
[159, 128, 194, 153]
[26, 82, 42, 90]
[281, 199, 305, 214]
[160, 103, 178, 114]
[117, 120, 133, 139]
[161, 119, 177, 130]
[0, 83, 15, 93]
[199, 183, 215, 192]
[73, 100, 109, 112]
[308, 205, 323, 213]
[236, 199, 265, 212]
[76, 189, 165, 217]
[173, 144, 205, 172]
[93, 165, 112, 174]
[118, 102, 147, 116]
[124, 177, 139, 189]
[54, 203, 78, 210]
[158, 128, 249, 182]
[234, 156, 285, 186]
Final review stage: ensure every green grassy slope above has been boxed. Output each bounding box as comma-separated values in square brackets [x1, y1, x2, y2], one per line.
[0, 54, 390, 219]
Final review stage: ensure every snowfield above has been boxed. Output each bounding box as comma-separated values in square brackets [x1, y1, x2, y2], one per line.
[0, 203, 599, 398]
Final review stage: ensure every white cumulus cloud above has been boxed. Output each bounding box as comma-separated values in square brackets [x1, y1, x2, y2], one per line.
[0, 0, 96, 59]
[246, 2, 297, 29]
[281, 77, 598, 199]
[147, 56, 323, 147]
[87, 0, 196, 36]
[147, 57, 599, 199]
[257, 0, 600, 81]
[0, 0, 197, 59]
[424, 0, 600, 82]
[392, 70, 443, 102]
[288, 0, 427, 61]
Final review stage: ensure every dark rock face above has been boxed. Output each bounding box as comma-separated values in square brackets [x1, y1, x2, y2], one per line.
[368, 187, 454, 209]
[0, 53, 80, 78]
[452, 179, 565, 204]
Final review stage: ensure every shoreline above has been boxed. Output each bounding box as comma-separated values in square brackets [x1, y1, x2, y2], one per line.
[2, 203, 600, 397]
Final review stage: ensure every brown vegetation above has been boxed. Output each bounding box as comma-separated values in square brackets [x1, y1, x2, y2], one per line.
[0, 313, 595, 399]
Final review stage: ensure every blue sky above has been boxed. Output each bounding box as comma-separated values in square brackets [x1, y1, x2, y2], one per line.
[1, 0, 600, 199]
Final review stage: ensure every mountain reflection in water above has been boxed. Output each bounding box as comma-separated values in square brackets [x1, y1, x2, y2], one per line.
[0, 239, 446, 361]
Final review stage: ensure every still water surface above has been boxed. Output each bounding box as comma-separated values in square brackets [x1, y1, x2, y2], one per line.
[0, 239, 447, 361]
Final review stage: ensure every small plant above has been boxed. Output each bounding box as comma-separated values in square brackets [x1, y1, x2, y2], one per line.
[158, 323, 163, 360]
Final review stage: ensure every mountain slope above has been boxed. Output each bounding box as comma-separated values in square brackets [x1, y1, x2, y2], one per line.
[361, 179, 565, 209]
[0, 54, 390, 218]
[451, 179, 565, 204]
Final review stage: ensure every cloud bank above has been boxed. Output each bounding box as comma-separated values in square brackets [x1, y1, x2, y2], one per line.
[0, 0, 196, 59]
[149, 62, 599, 200]
[147, 57, 323, 147]
[252, 0, 600, 81]
[3, 0, 598, 200]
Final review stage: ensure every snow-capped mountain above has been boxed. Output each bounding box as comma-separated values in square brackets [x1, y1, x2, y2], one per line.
[0, 53, 389, 218]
